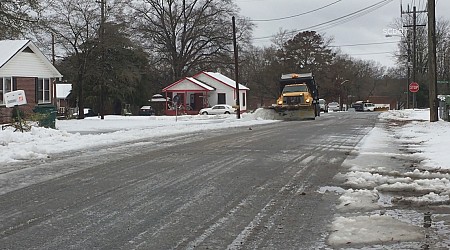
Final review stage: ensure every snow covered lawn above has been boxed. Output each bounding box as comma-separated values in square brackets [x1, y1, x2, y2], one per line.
[0, 113, 278, 164]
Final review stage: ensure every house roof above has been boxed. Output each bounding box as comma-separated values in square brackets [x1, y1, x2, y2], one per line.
[0, 39, 62, 78]
[0, 40, 29, 68]
[200, 72, 250, 90]
[163, 77, 215, 91]
[56, 84, 72, 99]
[186, 77, 215, 90]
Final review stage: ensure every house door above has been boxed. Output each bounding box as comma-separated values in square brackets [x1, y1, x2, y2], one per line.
[194, 93, 203, 110]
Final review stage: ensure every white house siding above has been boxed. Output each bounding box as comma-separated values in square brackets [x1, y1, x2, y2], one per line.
[239, 89, 247, 110]
[194, 74, 250, 111]
[168, 79, 206, 91]
[194, 74, 236, 106]
[0, 52, 56, 78]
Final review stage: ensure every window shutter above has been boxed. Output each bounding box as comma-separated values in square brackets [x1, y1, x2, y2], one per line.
[12, 77, 17, 90]
[35, 78, 39, 103]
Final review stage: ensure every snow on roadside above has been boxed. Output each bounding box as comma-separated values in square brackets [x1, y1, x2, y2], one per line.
[325, 109, 450, 248]
[0, 113, 278, 164]
[328, 214, 423, 246]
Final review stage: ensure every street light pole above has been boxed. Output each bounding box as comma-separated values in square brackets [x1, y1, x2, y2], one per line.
[339, 79, 349, 111]
[232, 16, 241, 119]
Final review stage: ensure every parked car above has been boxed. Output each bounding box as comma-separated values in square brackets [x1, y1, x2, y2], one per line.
[74, 108, 96, 117]
[199, 104, 236, 115]
[352, 102, 364, 112]
[352, 102, 375, 112]
[318, 99, 328, 113]
[328, 102, 340, 112]
[139, 105, 155, 116]
[363, 102, 375, 112]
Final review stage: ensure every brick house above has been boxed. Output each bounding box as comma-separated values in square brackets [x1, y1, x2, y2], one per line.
[0, 40, 63, 124]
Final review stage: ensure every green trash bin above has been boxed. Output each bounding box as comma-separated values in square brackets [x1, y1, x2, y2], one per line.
[446, 96, 450, 122]
[33, 104, 57, 129]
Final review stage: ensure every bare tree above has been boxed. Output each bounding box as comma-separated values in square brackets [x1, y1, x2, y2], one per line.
[239, 46, 282, 109]
[34, 0, 127, 118]
[129, 0, 252, 81]
[392, 16, 450, 105]
[35, 0, 101, 118]
[0, 0, 39, 39]
[436, 18, 450, 94]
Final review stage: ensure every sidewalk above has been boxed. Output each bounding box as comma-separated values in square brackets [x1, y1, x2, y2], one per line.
[323, 109, 450, 249]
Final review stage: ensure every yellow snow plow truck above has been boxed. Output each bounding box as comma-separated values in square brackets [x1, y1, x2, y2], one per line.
[264, 73, 320, 120]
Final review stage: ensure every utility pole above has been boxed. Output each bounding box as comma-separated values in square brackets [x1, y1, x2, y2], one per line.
[406, 31, 411, 109]
[402, 4, 426, 109]
[99, 0, 106, 120]
[232, 16, 241, 119]
[51, 33, 56, 65]
[428, 0, 438, 122]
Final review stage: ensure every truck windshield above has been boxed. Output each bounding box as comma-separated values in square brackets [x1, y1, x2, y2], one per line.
[283, 85, 308, 93]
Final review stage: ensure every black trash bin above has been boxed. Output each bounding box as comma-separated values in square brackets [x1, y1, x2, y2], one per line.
[33, 104, 57, 129]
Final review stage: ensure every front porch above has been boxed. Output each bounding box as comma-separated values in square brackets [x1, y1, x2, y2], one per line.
[163, 91, 210, 116]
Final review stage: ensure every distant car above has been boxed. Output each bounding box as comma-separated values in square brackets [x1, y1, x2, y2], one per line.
[319, 99, 328, 113]
[85, 108, 96, 117]
[363, 102, 375, 112]
[328, 102, 340, 112]
[352, 102, 364, 112]
[74, 108, 96, 117]
[199, 104, 236, 115]
[139, 105, 155, 116]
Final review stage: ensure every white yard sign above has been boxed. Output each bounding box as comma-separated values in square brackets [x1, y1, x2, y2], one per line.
[4, 90, 27, 108]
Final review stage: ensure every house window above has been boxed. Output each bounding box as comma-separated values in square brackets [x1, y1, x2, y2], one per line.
[37, 78, 51, 103]
[0, 77, 13, 105]
[217, 93, 226, 104]
[242, 92, 246, 106]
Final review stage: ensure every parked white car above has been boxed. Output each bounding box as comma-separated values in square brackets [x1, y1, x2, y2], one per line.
[199, 104, 236, 115]
[318, 99, 328, 113]
[363, 102, 375, 112]
[328, 102, 340, 112]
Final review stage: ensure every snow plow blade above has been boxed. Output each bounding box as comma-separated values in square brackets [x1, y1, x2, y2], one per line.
[254, 106, 316, 121]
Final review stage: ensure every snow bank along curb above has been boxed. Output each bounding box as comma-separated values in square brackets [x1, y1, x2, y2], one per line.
[324, 110, 450, 248]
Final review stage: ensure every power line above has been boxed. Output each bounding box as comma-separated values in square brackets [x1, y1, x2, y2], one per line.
[315, 0, 393, 32]
[253, 0, 394, 40]
[250, 0, 343, 22]
[329, 41, 398, 48]
[347, 51, 393, 56]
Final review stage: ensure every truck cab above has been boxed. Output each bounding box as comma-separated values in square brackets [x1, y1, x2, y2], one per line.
[277, 83, 312, 106]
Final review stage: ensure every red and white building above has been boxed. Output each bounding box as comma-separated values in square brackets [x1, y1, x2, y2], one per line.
[162, 71, 249, 115]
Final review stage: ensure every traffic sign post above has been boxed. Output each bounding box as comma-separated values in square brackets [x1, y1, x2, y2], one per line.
[409, 82, 419, 109]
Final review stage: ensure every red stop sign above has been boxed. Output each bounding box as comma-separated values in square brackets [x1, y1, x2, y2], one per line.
[409, 82, 419, 93]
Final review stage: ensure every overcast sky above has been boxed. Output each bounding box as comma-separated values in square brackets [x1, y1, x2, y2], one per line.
[235, 0, 449, 68]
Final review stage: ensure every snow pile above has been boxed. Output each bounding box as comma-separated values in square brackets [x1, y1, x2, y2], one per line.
[337, 189, 380, 211]
[0, 114, 278, 164]
[328, 215, 423, 246]
[249, 108, 280, 120]
[327, 109, 450, 248]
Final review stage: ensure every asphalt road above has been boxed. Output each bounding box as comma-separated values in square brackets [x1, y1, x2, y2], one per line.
[0, 112, 380, 249]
